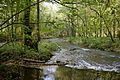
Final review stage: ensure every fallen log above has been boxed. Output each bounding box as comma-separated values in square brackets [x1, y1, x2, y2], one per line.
[2, 59, 66, 70]
[23, 59, 45, 63]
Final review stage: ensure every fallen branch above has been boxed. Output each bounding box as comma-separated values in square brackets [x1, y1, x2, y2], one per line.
[23, 59, 45, 63]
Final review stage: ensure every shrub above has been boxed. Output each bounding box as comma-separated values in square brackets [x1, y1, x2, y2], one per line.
[0, 41, 59, 62]
[38, 41, 59, 61]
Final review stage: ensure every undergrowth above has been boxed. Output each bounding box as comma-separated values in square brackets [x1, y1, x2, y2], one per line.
[0, 41, 59, 62]
[66, 37, 120, 53]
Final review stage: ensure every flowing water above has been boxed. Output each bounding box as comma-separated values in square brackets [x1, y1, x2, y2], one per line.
[1, 38, 120, 80]
[47, 38, 120, 73]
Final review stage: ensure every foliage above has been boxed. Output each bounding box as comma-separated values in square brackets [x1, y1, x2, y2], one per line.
[66, 37, 120, 52]
[0, 0, 120, 61]
[0, 42, 36, 62]
[38, 41, 60, 61]
[0, 41, 59, 62]
[0, 32, 7, 42]
[0, 0, 120, 42]
[39, 41, 59, 52]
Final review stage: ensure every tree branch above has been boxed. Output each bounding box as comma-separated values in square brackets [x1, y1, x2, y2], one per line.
[53, 0, 78, 10]
[62, 2, 82, 4]
[0, 22, 55, 30]
[89, 6, 115, 42]
[0, 0, 45, 27]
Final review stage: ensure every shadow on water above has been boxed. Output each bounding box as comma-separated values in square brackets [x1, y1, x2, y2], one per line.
[1, 65, 120, 80]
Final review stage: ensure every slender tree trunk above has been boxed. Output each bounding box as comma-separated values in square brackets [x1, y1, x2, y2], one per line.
[11, 0, 14, 41]
[32, 0, 41, 51]
[99, 7, 102, 37]
[84, 2, 88, 37]
[113, 13, 116, 38]
[37, 0, 40, 41]
[15, 0, 20, 40]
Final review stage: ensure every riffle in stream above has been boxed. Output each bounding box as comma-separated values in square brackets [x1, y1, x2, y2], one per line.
[47, 38, 120, 73]
[1, 38, 120, 80]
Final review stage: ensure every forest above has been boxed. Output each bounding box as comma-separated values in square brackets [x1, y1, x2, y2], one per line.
[0, 0, 120, 80]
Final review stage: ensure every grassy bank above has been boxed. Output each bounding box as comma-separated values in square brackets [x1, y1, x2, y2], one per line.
[66, 37, 120, 53]
[0, 40, 59, 63]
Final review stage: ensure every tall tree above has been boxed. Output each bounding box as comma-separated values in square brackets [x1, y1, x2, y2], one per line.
[24, 0, 33, 49]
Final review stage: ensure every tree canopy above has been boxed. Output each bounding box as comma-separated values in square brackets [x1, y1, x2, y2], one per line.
[0, 0, 120, 49]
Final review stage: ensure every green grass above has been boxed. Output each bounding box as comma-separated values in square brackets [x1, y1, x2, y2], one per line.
[66, 37, 120, 52]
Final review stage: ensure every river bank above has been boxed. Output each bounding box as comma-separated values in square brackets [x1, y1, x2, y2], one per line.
[0, 40, 59, 64]
[65, 37, 120, 53]
[0, 38, 120, 80]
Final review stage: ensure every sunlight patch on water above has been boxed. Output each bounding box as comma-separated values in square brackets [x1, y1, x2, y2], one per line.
[81, 48, 90, 51]
[43, 67, 57, 80]
[44, 74, 54, 80]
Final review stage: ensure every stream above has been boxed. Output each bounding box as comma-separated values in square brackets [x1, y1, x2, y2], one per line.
[47, 38, 120, 73]
[20, 38, 119, 80]
[1, 38, 120, 80]
[20, 66, 120, 80]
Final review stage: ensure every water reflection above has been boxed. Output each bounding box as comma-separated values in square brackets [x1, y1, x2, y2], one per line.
[1, 65, 120, 80]
[43, 67, 57, 80]
[22, 66, 120, 80]
[23, 67, 44, 80]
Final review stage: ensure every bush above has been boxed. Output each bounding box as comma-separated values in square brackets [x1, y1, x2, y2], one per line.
[0, 32, 7, 42]
[0, 43, 25, 62]
[38, 41, 59, 61]
[0, 41, 59, 62]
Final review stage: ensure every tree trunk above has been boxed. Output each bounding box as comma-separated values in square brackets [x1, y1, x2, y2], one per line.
[37, 0, 40, 41]
[24, 0, 33, 49]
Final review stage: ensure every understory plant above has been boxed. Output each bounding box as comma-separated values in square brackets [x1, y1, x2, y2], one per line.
[0, 41, 59, 62]
[66, 37, 120, 52]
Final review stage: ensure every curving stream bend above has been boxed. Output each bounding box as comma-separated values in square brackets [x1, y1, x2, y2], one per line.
[1, 38, 120, 80]
[46, 38, 120, 73]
